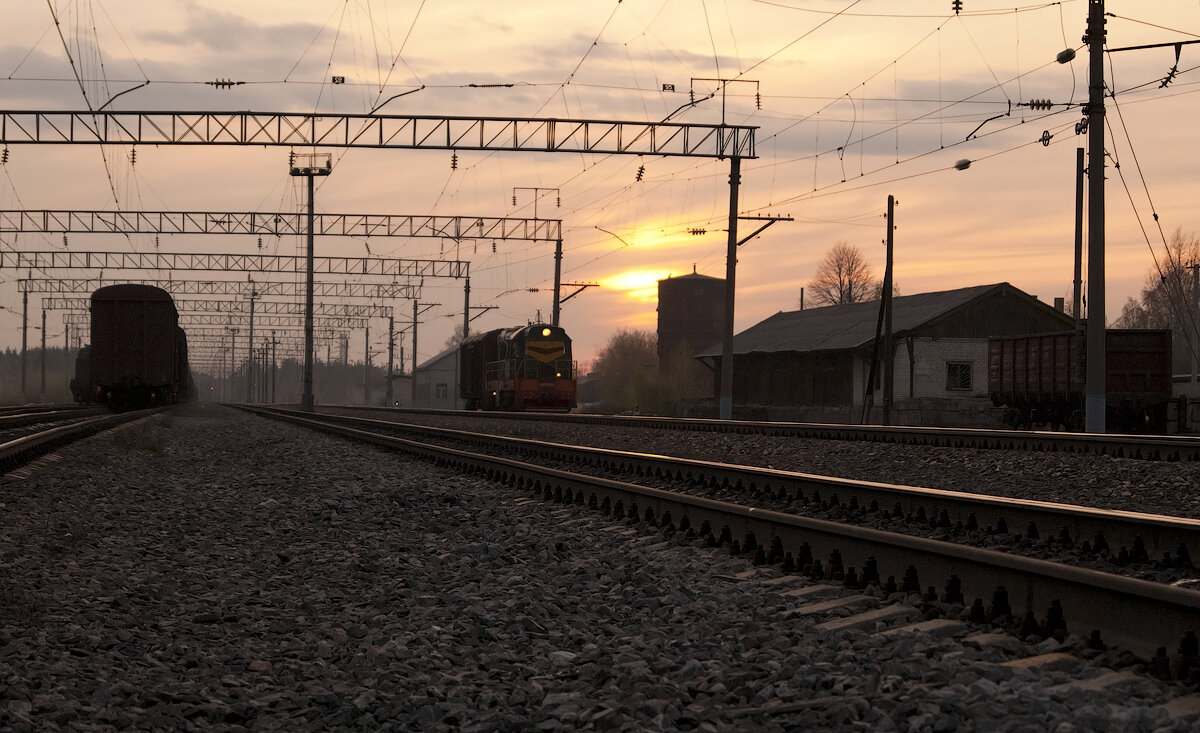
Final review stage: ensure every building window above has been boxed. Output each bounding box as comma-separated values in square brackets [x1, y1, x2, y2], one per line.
[435, 383, 448, 399]
[946, 362, 972, 391]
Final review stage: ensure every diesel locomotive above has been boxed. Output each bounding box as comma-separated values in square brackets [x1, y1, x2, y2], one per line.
[459, 323, 577, 411]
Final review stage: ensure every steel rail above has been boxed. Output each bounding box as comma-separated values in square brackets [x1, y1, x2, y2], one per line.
[239, 404, 1200, 666]
[0, 409, 161, 475]
[0, 407, 105, 430]
[338, 405, 1200, 462]
[279, 407, 1200, 567]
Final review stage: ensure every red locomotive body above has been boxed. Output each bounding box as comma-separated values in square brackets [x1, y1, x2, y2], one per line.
[460, 324, 577, 411]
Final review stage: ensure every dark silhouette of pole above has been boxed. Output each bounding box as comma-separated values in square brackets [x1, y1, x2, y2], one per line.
[1084, 0, 1107, 432]
[1073, 147, 1084, 322]
[302, 171, 315, 411]
[719, 157, 741, 420]
[882, 195, 895, 425]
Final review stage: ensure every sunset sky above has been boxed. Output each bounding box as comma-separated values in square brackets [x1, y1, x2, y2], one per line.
[2, 1, 1199, 375]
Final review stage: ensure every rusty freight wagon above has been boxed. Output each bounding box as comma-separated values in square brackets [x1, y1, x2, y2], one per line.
[987, 329, 1172, 432]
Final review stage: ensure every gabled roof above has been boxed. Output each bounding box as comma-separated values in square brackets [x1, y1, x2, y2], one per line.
[696, 283, 1046, 357]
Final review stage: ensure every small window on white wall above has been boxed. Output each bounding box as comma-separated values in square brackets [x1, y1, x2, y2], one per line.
[946, 362, 972, 391]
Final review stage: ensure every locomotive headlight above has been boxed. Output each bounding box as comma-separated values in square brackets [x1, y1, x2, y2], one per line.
[556, 371, 562, 378]
[541, 327, 551, 336]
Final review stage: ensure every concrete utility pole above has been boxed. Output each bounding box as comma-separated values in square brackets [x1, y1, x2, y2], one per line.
[1073, 147, 1085, 323]
[386, 316, 395, 407]
[719, 158, 742, 421]
[246, 284, 258, 403]
[363, 323, 370, 405]
[1084, 0, 1107, 433]
[882, 195, 895, 426]
[20, 283, 27, 403]
[39, 307, 46, 403]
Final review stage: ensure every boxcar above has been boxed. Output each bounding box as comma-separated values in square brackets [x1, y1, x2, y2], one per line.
[68, 345, 93, 403]
[459, 324, 577, 411]
[89, 284, 192, 410]
[988, 328, 1172, 432]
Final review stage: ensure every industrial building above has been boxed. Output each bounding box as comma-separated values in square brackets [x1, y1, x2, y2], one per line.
[656, 269, 726, 400]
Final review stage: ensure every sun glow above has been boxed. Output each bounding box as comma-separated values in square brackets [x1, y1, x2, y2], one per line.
[601, 269, 674, 302]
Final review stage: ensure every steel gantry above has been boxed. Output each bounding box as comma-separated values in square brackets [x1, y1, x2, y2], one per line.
[0, 210, 561, 242]
[20, 278, 421, 300]
[2, 110, 757, 415]
[42, 297, 392, 319]
[1, 251, 466, 278]
[0, 111, 755, 158]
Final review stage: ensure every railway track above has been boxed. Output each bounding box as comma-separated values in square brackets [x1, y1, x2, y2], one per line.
[239, 404, 1200, 673]
[257, 407, 1200, 579]
[335, 405, 1200, 461]
[0, 408, 162, 476]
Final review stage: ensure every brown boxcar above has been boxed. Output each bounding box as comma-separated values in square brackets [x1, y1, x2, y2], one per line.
[89, 284, 191, 409]
[988, 329, 1172, 432]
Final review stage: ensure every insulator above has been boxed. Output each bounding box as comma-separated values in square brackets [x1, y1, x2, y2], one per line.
[63, 234, 68, 247]
[951, 0, 962, 14]
[451, 152, 458, 170]
[556, 195, 561, 207]
[155, 234, 160, 248]
[1, 147, 8, 164]
[690, 89, 695, 103]
[755, 91, 762, 110]
[512, 195, 517, 206]
[257, 236, 263, 249]
[129, 147, 136, 166]
[491, 241, 497, 253]
[289, 151, 295, 167]
[636, 164, 645, 182]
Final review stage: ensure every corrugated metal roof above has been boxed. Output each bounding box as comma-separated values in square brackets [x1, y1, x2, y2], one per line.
[696, 283, 1017, 357]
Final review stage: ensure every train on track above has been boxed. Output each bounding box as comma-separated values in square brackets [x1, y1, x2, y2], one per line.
[71, 284, 194, 410]
[459, 323, 577, 411]
[988, 328, 1173, 433]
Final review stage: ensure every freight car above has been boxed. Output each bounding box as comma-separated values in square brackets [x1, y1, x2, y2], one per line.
[69, 345, 93, 403]
[459, 323, 577, 411]
[84, 284, 194, 410]
[988, 328, 1172, 433]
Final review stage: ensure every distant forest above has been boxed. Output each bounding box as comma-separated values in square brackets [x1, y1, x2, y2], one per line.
[0, 347, 401, 407]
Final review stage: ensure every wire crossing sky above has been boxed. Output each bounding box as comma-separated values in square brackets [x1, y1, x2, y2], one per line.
[2, 1, 1199, 368]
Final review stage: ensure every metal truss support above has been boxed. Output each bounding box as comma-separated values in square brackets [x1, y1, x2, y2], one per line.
[42, 297, 392, 319]
[63, 311, 367, 330]
[21, 278, 421, 300]
[0, 210, 563, 242]
[0, 111, 756, 159]
[1, 250, 467, 279]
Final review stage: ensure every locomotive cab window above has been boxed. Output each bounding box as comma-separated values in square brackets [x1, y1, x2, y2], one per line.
[945, 361, 973, 391]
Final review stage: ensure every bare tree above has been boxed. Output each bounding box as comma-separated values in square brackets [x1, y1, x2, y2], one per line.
[806, 241, 879, 307]
[1115, 227, 1200, 372]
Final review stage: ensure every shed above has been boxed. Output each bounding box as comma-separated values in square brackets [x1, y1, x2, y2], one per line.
[696, 283, 1074, 413]
[414, 345, 461, 409]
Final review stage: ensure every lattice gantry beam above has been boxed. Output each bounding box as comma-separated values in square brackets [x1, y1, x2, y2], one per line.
[0, 211, 562, 242]
[1, 251, 467, 278]
[43, 297, 392, 319]
[21, 278, 421, 299]
[63, 311, 366, 329]
[0, 112, 756, 159]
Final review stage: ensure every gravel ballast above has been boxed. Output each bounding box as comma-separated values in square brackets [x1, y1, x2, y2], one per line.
[363, 412, 1200, 520]
[1, 404, 1196, 731]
